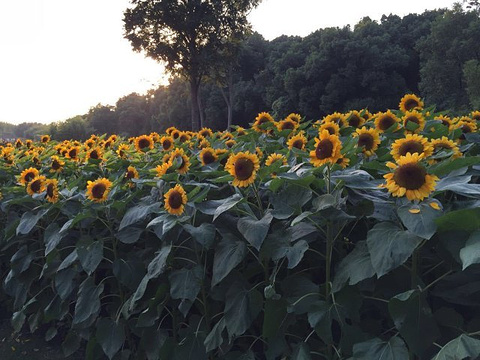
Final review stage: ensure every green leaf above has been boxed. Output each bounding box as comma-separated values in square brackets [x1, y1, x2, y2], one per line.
[388, 290, 440, 356]
[44, 223, 65, 255]
[116, 226, 143, 244]
[62, 330, 81, 357]
[272, 239, 309, 269]
[183, 223, 216, 249]
[16, 208, 49, 235]
[352, 337, 409, 360]
[55, 269, 77, 300]
[431, 334, 480, 360]
[77, 239, 103, 276]
[213, 194, 244, 221]
[147, 244, 172, 279]
[436, 208, 480, 233]
[211, 234, 247, 287]
[12, 310, 26, 333]
[291, 342, 312, 360]
[140, 328, 167, 360]
[262, 299, 287, 339]
[270, 184, 312, 219]
[367, 222, 422, 278]
[96, 318, 125, 360]
[333, 241, 375, 292]
[204, 317, 226, 352]
[73, 277, 104, 325]
[168, 266, 203, 302]
[312, 193, 336, 211]
[224, 282, 259, 339]
[397, 202, 441, 240]
[429, 156, 480, 177]
[237, 212, 273, 250]
[119, 203, 160, 230]
[58, 250, 78, 271]
[460, 231, 480, 270]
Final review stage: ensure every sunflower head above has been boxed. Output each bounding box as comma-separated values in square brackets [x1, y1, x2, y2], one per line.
[276, 119, 298, 132]
[165, 126, 177, 135]
[354, 127, 381, 157]
[27, 175, 46, 196]
[309, 130, 342, 167]
[179, 132, 191, 143]
[199, 127, 213, 138]
[265, 153, 287, 177]
[150, 132, 160, 143]
[169, 148, 190, 174]
[66, 146, 80, 161]
[287, 132, 307, 151]
[391, 134, 433, 161]
[116, 144, 130, 159]
[160, 136, 174, 151]
[374, 111, 400, 132]
[455, 120, 477, 139]
[399, 94, 424, 113]
[434, 115, 453, 130]
[164, 184, 188, 216]
[86, 147, 103, 162]
[19, 167, 40, 185]
[125, 166, 139, 181]
[40, 135, 51, 143]
[429, 136, 462, 162]
[286, 113, 302, 123]
[198, 138, 211, 149]
[471, 111, 480, 122]
[199, 147, 218, 165]
[319, 121, 340, 136]
[225, 151, 260, 187]
[336, 156, 350, 169]
[402, 110, 425, 133]
[361, 109, 373, 122]
[235, 126, 246, 136]
[45, 179, 59, 203]
[135, 135, 154, 152]
[86, 178, 113, 203]
[15, 139, 23, 148]
[383, 153, 438, 201]
[252, 112, 274, 133]
[323, 113, 347, 127]
[225, 139, 237, 148]
[155, 161, 172, 178]
[346, 110, 365, 128]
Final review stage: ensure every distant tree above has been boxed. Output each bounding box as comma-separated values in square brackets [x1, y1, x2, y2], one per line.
[13, 122, 49, 139]
[123, 0, 261, 131]
[464, 59, 480, 109]
[87, 104, 119, 135]
[116, 93, 149, 136]
[54, 116, 92, 141]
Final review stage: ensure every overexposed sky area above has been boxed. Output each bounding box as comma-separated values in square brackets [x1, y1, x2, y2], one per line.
[0, 0, 455, 125]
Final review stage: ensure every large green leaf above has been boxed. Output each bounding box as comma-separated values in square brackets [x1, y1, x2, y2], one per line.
[211, 234, 247, 287]
[237, 212, 273, 250]
[270, 184, 312, 219]
[459, 231, 480, 270]
[44, 223, 65, 255]
[204, 317, 226, 352]
[291, 342, 312, 360]
[436, 208, 480, 233]
[16, 208, 49, 235]
[168, 266, 203, 302]
[196, 194, 243, 219]
[429, 156, 480, 176]
[147, 244, 172, 279]
[73, 277, 104, 325]
[397, 202, 441, 240]
[367, 222, 422, 278]
[183, 223, 216, 249]
[388, 290, 440, 356]
[96, 318, 125, 360]
[76, 239, 103, 276]
[119, 203, 160, 230]
[271, 239, 309, 269]
[352, 337, 409, 360]
[431, 334, 480, 360]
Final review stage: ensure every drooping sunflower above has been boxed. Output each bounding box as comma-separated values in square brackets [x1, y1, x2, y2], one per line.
[345, 110, 365, 128]
[287, 132, 308, 151]
[402, 110, 425, 133]
[135, 135, 154, 153]
[286, 113, 302, 123]
[319, 121, 340, 136]
[160, 136, 174, 151]
[354, 127, 381, 157]
[265, 153, 287, 177]
[276, 118, 298, 132]
[225, 151, 260, 187]
[399, 94, 424, 113]
[374, 111, 400, 132]
[199, 147, 218, 165]
[252, 112, 275, 133]
[27, 175, 46, 196]
[199, 127, 213, 138]
[86, 178, 113, 203]
[391, 134, 433, 161]
[309, 130, 342, 167]
[19, 167, 40, 185]
[150, 132, 160, 143]
[45, 179, 59, 203]
[383, 153, 438, 201]
[165, 126, 177, 135]
[86, 147, 104, 162]
[40, 135, 50, 143]
[168, 148, 190, 174]
[116, 144, 130, 159]
[164, 184, 188, 216]
[155, 161, 172, 178]
[429, 136, 462, 162]
[323, 112, 347, 128]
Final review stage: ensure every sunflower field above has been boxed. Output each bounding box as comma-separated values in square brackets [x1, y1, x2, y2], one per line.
[2, 95, 480, 359]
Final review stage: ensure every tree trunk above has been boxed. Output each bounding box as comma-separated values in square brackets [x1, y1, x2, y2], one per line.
[190, 79, 201, 131]
[197, 87, 205, 129]
[220, 63, 234, 130]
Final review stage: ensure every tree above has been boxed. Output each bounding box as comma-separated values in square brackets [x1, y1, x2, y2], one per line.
[123, 0, 260, 131]
[464, 59, 480, 109]
[87, 104, 119, 135]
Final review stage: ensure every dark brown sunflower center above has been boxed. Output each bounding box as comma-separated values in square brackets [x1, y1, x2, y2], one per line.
[393, 163, 426, 190]
[234, 158, 254, 180]
[126, 170, 135, 179]
[168, 191, 183, 209]
[379, 116, 396, 130]
[281, 121, 295, 130]
[462, 125, 473, 133]
[434, 143, 452, 151]
[172, 132, 180, 139]
[257, 117, 269, 125]
[104, 141, 112, 148]
[404, 99, 419, 111]
[180, 135, 188, 142]
[349, 116, 361, 127]
[200, 130, 210, 137]
[292, 140, 304, 149]
[47, 183, 55, 198]
[162, 139, 172, 150]
[441, 120, 450, 127]
[42, 137, 48, 142]
[30, 179, 42, 193]
[90, 150, 99, 159]
[69, 149, 77, 158]
[52, 160, 61, 170]
[405, 116, 420, 125]
[315, 139, 334, 160]
[202, 151, 216, 164]
[358, 133, 374, 150]
[138, 138, 151, 149]
[398, 140, 424, 156]
[24, 172, 36, 183]
[325, 125, 336, 135]
[92, 183, 107, 199]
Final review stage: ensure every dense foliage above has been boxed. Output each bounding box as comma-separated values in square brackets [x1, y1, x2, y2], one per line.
[2, 95, 480, 359]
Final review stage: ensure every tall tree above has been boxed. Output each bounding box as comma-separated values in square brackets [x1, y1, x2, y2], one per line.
[123, 0, 260, 131]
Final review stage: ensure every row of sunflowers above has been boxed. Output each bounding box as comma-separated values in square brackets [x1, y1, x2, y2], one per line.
[1, 94, 480, 359]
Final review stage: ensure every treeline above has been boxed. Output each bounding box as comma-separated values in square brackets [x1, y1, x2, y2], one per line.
[6, 5, 480, 140]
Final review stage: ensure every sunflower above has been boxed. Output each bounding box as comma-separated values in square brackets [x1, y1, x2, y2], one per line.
[27, 175, 46, 196]
[287, 132, 308, 150]
[319, 121, 340, 136]
[255, 147, 264, 160]
[399, 94, 424, 113]
[374, 111, 400, 132]
[168, 148, 190, 174]
[15, 139, 23, 148]
[150, 132, 160, 143]
[125, 166, 139, 181]
[103, 139, 113, 149]
[391, 134, 433, 161]
[179, 132, 191, 143]
[354, 127, 381, 157]
[155, 161, 172, 178]
[286, 113, 302, 123]
[345, 110, 365, 128]
[323, 112, 347, 128]
[86, 147, 103, 162]
[265, 153, 287, 177]
[165, 126, 177, 135]
[42, 135, 51, 144]
[164, 184, 188, 216]
[45, 179, 59, 203]
[434, 115, 453, 130]
[383, 153, 438, 201]
[4, 155, 14, 166]
[160, 136, 174, 151]
[276, 119, 298, 132]
[221, 132, 234, 141]
[199, 147, 218, 165]
[19, 167, 40, 185]
[336, 156, 350, 169]
[471, 111, 480, 122]
[135, 135, 154, 153]
[252, 112, 275, 133]
[199, 127, 213, 138]
[171, 129, 181, 140]
[361, 109, 373, 122]
[86, 178, 113, 203]
[402, 110, 425, 133]
[225, 139, 237, 148]
[235, 126, 246, 136]
[309, 130, 342, 167]
[198, 138, 210, 149]
[429, 136, 462, 162]
[454, 120, 477, 138]
[66, 146, 80, 161]
[225, 151, 260, 187]
[116, 144, 130, 159]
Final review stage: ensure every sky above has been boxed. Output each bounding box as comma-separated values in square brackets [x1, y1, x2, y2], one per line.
[0, 0, 456, 126]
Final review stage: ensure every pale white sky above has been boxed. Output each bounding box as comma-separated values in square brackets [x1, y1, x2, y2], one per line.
[0, 0, 455, 125]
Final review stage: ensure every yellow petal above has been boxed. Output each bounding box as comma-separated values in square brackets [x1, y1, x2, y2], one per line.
[430, 202, 441, 210]
[409, 208, 421, 214]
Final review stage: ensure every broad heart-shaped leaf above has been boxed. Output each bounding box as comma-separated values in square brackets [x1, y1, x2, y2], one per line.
[73, 277, 104, 325]
[270, 184, 312, 219]
[195, 194, 243, 217]
[204, 317, 226, 352]
[115, 226, 143, 244]
[397, 202, 441, 240]
[76, 239, 103, 276]
[147, 244, 172, 279]
[436, 207, 480, 233]
[16, 208, 49, 235]
[119, 203, 160, 230]
[460, 231, 480, 270]
[237, 212, 273, 250]
[213, 194, 244, 221]
[367, 222, 422, 278]
[96, 318, 125, 360]
[183, 223, 216, 249]
[429, 155, 480, 176]
[389, 290, 440, 356]
[271, 239, 309, 269]
[44, 223, 66, 255]
[168, 265, 203, 302]
[333, 241, 375, 292]
[352, 337, 409, 360]
[431, 334, 480, 360]
[211, 234, 247, 287]
[291, 342, 312, 360]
